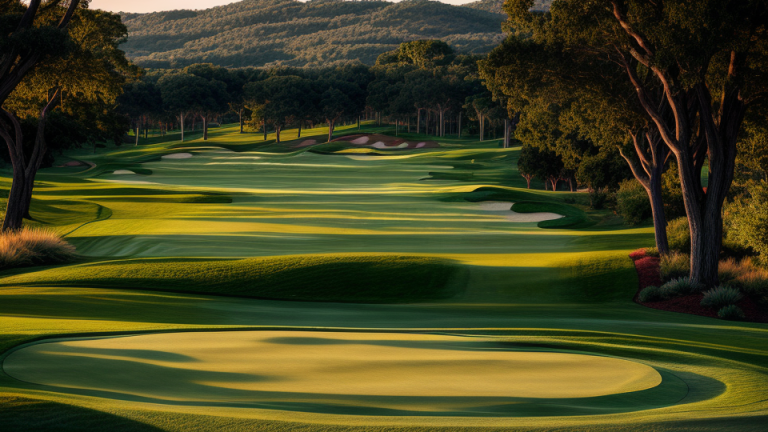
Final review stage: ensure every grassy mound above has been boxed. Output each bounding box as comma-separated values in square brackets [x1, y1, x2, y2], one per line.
[511, 201, 594, 229]
[0, 228, 77, 270]
[0, 255, 461, 303]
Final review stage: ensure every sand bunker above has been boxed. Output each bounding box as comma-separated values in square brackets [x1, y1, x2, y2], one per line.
[4, 331, 661, 405]
[472, 201, 564, 223]
[333, 134, 439, 150]
[112, 170, 135, 175]
[293, 139, 319, 148]
[161, 153, 193, 160]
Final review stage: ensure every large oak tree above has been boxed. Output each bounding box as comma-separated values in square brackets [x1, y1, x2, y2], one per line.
[494, 0, 768, 287]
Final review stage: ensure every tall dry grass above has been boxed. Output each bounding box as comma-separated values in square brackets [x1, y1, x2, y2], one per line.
[0, 228, 77, 270]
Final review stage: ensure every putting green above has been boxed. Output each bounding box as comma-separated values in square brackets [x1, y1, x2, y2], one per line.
[4, 331, 670, 415]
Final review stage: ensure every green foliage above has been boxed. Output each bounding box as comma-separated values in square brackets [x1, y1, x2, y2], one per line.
[638, 285, 664, 302]
[701, 286, 743, 309]
[718, 304, 746, 321]
[119, 0, 505, 68]
[616, 179, 651, 225]
[0, 255, 461, 304]
[728, 182, 768, 263]
[397, 40, 455, 68]
[667, 218, 691, 254]
[660, 253, 691, 282]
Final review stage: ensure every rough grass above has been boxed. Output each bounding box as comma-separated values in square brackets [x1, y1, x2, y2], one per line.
[0, 228, 77, 270]
[660, 252, 690, 282]
[0, 255, 461, 303]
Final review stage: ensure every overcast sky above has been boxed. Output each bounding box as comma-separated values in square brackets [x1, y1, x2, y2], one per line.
[89, 0, 474, 14]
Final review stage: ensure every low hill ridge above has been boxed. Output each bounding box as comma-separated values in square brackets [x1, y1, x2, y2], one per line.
[119, 0, 505, 69]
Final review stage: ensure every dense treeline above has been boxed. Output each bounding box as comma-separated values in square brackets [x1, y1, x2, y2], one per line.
[118, 41, 518, 147]
[119, 0, 506, 69]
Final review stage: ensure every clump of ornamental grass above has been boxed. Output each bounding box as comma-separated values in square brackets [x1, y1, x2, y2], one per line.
[661, 277, 702, 296]
[638, 285, 669, 302]
[0, 228, 77, 270]
[728, 260, 768, 297]
[660, 252, 690, 282]
[718, 258, 742, 286]
[717, 304, 746, 321]
[701, 286, 743, 309]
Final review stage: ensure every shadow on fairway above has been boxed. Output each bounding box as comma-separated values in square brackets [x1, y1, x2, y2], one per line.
[0, 396, 163, 432]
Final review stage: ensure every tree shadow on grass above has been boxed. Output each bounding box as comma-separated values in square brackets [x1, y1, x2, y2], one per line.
[0, 396, 163, 432]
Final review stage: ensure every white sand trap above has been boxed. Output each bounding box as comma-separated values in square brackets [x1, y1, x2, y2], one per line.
[472, 201, 564, 223]
[161, 153, 193, 160]
[372, 142, 409, 149]
[416, 142, 427, 148]
[351, 136, 370, 144]
[4, 331, 661, 403]
[112, 170, 135, 175]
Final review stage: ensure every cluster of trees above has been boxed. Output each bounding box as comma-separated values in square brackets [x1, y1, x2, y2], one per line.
[482, 0, 768, 287]
[120, 0, 505, 69]
[1, 0, 136, 231]
[119, 41, 518, 146]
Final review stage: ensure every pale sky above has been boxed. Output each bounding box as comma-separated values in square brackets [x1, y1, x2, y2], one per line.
[89, 0, 474, 14]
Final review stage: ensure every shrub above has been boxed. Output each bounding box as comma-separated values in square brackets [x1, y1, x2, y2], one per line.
[616, 179, 651, 225]
[719, 258, 742, 286]
[660, 252, 690, 282]
[727, 182, 768, 263]
[638, 286, 664, 302]
[717, 304, 746, 321]
[733, 267, 768, 296]
[667, 217, 690, 254]
[701, 286, 743, 309]
[0, 228, 77, 270]
[661, 277, 701, 296]
[644, 247, 660, 258]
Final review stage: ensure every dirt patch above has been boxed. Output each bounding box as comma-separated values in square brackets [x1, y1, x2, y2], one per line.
[293, 139, 319, 148]
[630, 249, 768, 323]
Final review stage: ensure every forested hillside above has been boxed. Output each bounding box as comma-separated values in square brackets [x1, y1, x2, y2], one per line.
[463, 0, 551, 15]
[119, 0, 505, 69]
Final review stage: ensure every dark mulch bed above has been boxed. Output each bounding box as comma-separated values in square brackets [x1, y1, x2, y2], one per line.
[630, 249, 768, 323]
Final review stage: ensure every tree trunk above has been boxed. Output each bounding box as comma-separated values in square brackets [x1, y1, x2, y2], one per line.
[524, 174, 532, 189]
[180, 112, 185, 142]
[648, 174, 670, 255]
[263, 119, 267, 141]
[135, 125, 139, 146]
[2, 170, 28, 230]
[417, 109, 421, 134]
[358, 116, 361, 130]
[239, 109, 244, 134]
[203, 116, 208, 141]
[458, 112, 462, 138]
[298, 121, 302, 138]
[328, 119, 335, 142]
[276, 125, 281, 143]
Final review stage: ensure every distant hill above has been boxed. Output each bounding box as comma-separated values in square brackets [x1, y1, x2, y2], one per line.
[463, 0, 552, 15]
[118, 0, 506, 69]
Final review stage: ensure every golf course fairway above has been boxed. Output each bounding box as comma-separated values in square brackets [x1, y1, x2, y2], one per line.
[1, 124, 767, 431]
